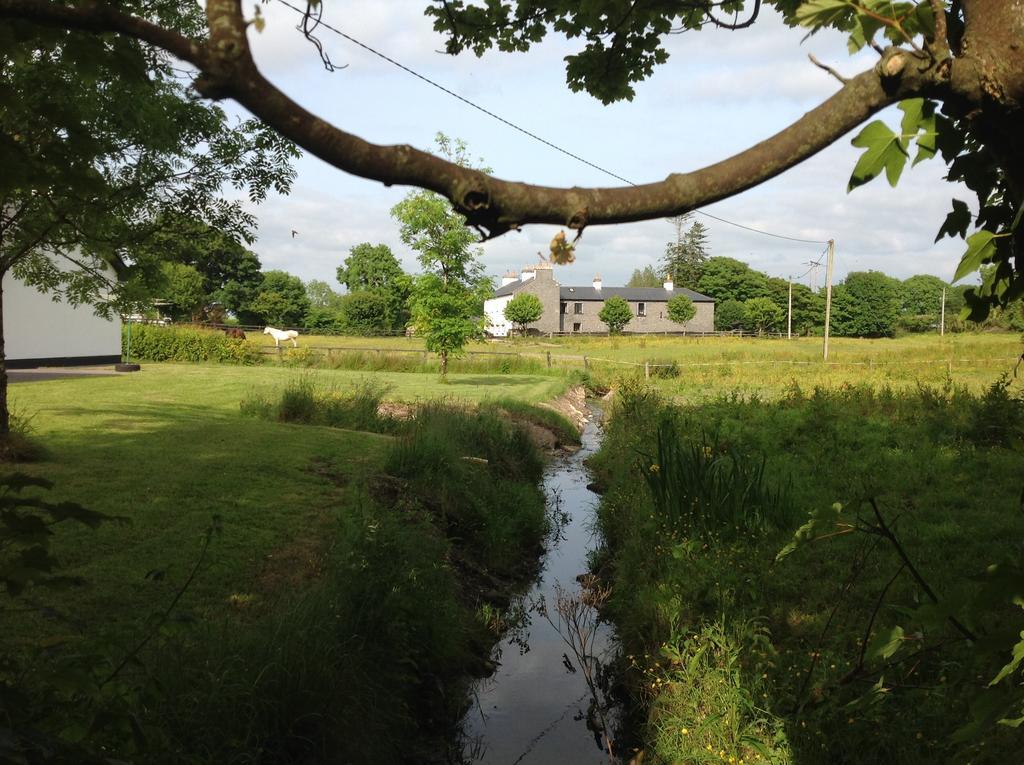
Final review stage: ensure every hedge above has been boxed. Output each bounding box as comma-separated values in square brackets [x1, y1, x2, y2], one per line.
[123, 324, 264, 365]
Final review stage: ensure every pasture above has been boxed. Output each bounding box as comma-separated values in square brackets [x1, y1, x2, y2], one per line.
[251, 331, 1022, 397]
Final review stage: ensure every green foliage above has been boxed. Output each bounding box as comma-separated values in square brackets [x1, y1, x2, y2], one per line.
[832, 271, 902, 337]
[666, 294, 696, 325]
[503, 292, 544, 333]
[159, 262, 206, 321]
[714, 298, 747, 331]
[335, 243, 412, 332]
[393, 136, 490, 374]
[642, 416, 795, 541]
[627, 265, 664, 288]
[385, 402, 546, 571]
[336, 290, 393, 335]
[249, 270, 310, 327]
[598, 295, 633, 333]
[240, 376, 394, 433]
[663, 216, 710, 290]
[698, 257, 769, 304]
[123, 324, 263, 364]
[742, 296, 784, 335]
[305, 278, 344, 310]
[592, 373, 1024, 764]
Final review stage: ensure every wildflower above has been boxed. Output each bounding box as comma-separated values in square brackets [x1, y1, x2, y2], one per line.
[649, 463, 660, 473]
[681, 728, 689, 735]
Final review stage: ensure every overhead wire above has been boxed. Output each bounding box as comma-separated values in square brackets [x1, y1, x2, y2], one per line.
[271, 0, 829, 245]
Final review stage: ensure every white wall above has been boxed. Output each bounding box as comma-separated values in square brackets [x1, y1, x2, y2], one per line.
[3, 259, 122, 365]
[484, 295, 513, 337]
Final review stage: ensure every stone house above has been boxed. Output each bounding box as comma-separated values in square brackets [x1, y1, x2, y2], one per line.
[484, 262, 715, 336]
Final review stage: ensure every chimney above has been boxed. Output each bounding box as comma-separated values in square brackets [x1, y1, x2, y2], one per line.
[664, 275, 674, 291]
[520, 266, 536, 282]
[501, 270, 519, 287]
[593, 273, 602, 291]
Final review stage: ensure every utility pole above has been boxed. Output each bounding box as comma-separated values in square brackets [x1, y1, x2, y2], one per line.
[823, 239, 835, 361]
[940, 287, 946, 336]
[787, 277, 793, 339]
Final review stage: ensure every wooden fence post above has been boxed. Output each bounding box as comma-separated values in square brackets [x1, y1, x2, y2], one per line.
[584, 356, 589, 371]
[546, 351, 551, 368]
[645, 362, 650, 379]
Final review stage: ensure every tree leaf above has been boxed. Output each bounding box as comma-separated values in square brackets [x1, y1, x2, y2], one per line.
[953, 230, 997, 283]
[936, 199, 972, 242]
[867, 625, 905, 661]
[848, 121, 907, 191]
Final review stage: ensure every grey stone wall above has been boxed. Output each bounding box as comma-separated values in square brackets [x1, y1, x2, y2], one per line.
[513, 268, 562, 334]
[554, 297, 714, 334]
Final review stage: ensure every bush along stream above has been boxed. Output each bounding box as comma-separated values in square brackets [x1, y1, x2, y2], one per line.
[587, 376, 1024, 764]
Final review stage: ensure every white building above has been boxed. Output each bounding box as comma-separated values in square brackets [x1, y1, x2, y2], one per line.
[2, 255, 122, 368]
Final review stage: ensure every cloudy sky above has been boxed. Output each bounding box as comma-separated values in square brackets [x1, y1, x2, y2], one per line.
[224, 1, 970, 291]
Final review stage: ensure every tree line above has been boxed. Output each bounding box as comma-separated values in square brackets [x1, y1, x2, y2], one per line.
[627, 218, 1024, 337]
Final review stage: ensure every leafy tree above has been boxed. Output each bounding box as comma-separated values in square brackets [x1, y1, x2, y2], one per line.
[503, 293, 544, 334]
[392, 136, 490, 377]
[666, 294, 696, 326]
[764, 277, 825, 336]
[7, 2, 1024, 322]
[336, 243, 412, 332]
[306, 279, 344, 310]
[598, 296, 633, 334]
[249, 271, 310, 327]
[336, 291, 392, 335]
[832, 271, 902, 337]
[743, 297, 784, 336]
[697, 258, 770, 304]
[627, 265, 663, 288]
[160, 263, 206, 322]
[900, 274, 949, 317]
[715, 299, 746, 331]
[0, 3, 296, 436]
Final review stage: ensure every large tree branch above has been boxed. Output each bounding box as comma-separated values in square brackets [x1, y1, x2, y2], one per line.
[0, 0, 951, 238]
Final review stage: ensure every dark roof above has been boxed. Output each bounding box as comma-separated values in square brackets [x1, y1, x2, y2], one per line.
[493, 279, 714, 302]
[493, 281, 522, 298]
[560, 286, 713, 303]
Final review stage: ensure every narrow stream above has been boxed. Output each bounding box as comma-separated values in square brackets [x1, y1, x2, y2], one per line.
[460, 406, 618, 764]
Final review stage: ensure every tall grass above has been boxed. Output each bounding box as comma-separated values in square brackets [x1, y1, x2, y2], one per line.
[385, 402, 547, 573]
[240, 375, 394, 433]
[642, 417, 795, 540]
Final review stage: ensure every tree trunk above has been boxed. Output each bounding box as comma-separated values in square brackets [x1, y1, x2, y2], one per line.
[0, 276, 10, 437]
[440, 350, 448, 379]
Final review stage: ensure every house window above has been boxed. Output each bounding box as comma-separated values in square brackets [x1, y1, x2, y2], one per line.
[560, 302, 567, 314]
[572, 322, 582, 332]
[637, 302, 647, 317]
[573, 302, 583, 314]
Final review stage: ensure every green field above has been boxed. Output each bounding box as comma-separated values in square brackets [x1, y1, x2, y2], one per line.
[254, 332, 1021, 396]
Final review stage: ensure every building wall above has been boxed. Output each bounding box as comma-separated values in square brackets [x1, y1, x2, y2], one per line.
[484, 294, 514, 337]
[558, 295, 714, 333]
[2, 261, 122, 367]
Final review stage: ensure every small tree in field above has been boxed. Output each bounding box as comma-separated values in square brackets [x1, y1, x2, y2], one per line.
[598, 296, 633, 334]
[743, 297, 784, 336]
[666, 294, 696, 327]
[503, 293, 543, 335]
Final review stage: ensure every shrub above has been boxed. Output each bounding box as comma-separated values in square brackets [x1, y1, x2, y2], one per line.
[124, 324, 263, 365]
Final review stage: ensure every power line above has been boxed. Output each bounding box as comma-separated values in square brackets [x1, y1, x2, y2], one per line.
[271, 0, 829, 246]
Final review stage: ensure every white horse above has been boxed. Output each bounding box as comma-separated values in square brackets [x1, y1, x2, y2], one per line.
[264, 326, 299, 347]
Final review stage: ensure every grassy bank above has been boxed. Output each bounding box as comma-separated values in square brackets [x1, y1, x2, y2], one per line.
[3, 367, 561, 762]
[590, 376, 1024, 764]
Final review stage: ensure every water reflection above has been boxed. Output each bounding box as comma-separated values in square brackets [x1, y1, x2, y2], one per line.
[458, 407, 620, 764]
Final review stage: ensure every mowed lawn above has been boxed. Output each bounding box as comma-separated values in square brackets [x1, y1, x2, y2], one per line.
[4, 364, 567, 648]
